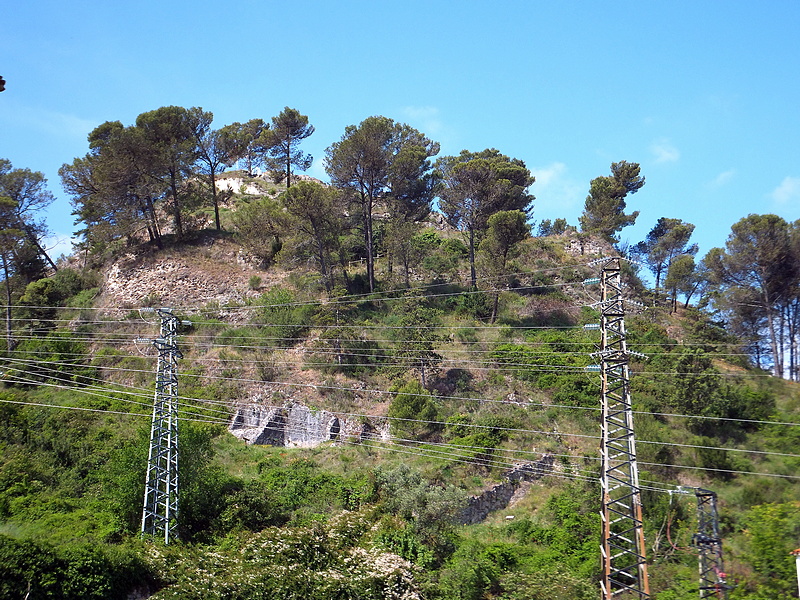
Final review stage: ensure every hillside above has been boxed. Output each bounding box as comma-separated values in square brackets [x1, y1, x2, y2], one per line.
[98, 232, 274, 310]
[1, 223, 800, 600]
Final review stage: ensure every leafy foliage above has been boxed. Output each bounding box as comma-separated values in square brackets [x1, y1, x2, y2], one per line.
[579, 160, 644, 241]
[257, 107, 315, 188]
[387, 381, 439, 438]
[0, 535, 151, 600]
[735, 502, 800, 598]
[253, 287, 314, 348]
[437, 149, 534, 287]
[6, 332, 95, 385]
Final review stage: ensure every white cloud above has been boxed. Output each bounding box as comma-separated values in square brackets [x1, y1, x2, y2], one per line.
[401, 106, 443, 135]
[771, 176, 800, 206]
[4, 104, 99, 140]
[308, 156, 328, 182]
[709, 169, 735, 188]
[534, 162, 567, 187]
[530, 162, 583, 215]
[650, 139, 680, 164]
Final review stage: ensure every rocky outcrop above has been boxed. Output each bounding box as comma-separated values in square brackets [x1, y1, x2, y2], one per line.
[565, 237, 606, 256]
[229, 401, 389, 447]
[99, 237, 277, 311]
[216, 172, 323, 196]
[459, 454, 554, 525]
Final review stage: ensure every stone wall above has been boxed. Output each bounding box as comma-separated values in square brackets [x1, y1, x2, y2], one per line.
[229, 400, 389, 447]
[230, 402, 555, 526]
[564, 236, 606, 256]
[459, 454, 555, 525]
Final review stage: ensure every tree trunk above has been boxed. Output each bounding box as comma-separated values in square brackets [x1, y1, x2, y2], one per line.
[683, 280, 701, 309]
[315, 235, 332, 293]
[145, 196, 163, 249]
[468, 227, 477, 289]
[764, 293, 783, 377]
[170, 171, 183, 241]
[210, 172, 221, 231]
[2, 252, 13, 352]
[363, 194, 375, 293]
[786, 304, 797, 381]
[285, 147, 292, 189]
[18, 222, 58, 272]
[490, 292, 499, 323]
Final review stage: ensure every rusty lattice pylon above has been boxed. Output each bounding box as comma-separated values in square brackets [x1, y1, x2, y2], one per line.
[596, 257, 650, 599]
[694, 488, 729, 599]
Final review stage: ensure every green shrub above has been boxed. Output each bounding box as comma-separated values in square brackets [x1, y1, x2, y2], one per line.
[375, 464, 464, 554]
[0, 536, 151, 600]
[456, 291, 493, 320]
[254, 287, 313, 347]
[311, 326, 386, 377]
[438, 540, 516, 600]
[388, 381, 439, 439]
[216, 480, 289, 532]
[375, 519, 435, 567]
[455, 327, 478, 343]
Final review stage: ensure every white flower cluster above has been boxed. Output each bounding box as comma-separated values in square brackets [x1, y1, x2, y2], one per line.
[145, 512, 423, 599]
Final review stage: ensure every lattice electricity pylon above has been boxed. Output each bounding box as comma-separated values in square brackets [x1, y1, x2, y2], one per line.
[595, 257, 651, 599]
[693, 489, 729, 599]
[140, 308, 187, 544]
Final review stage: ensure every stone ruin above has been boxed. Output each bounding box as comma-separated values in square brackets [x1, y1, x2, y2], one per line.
[229, 401, 389, 447]
[459, 453, 556, 525]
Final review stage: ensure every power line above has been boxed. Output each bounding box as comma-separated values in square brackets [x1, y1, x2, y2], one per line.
[5, 373, 800, 484]
[6, 353, 799, 433]
[0, 264, 591, 315]
[1, 372, 231, 425]
[0, 332, 776, 380]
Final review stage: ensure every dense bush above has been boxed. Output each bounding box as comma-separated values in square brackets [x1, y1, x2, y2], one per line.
[311, 325, 387, 377]
[253, 287, 314, 347]
[0, 536, 151, 600]
[388, 381, 439, 439]
[9, 332, 95, 386]
[375, 464, 465, 557]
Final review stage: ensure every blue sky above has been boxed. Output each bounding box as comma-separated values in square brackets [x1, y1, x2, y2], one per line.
[2, 1, 798, 261]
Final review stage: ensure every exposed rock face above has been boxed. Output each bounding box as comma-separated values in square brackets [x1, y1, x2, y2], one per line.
[216, 172, 323, 196]
[229, 401, 388, 447]
[565, 237, 605, 256]
[215, 177, 266, 196]
[99, 237, 275, 311]
[459, 454, 555, 525]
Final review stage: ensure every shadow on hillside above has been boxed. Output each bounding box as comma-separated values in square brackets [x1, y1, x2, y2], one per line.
[500, 307, 578, 329]
[162, 227, 237, 249]
[429, 368, 473, 396]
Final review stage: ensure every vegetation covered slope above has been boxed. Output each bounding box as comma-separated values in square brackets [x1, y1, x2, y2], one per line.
[1, 104, 799, 599]
[0, 225, 799, 599]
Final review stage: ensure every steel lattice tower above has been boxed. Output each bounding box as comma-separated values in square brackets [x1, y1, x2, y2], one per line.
[141, 308, 184, 543]
[693, 489, 729, 599]
[597, 257, 651, 599]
